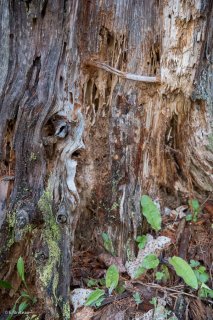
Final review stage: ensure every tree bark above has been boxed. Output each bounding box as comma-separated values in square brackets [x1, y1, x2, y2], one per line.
[0, 0, 212, 319]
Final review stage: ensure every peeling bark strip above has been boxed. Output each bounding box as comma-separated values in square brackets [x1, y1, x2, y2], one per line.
[0, 0, 212, 319]
[86, 60, 160, 83]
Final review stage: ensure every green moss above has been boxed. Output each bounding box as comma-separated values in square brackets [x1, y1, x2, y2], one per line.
[7, 211, 16, 248]
[62, 302, 70, 320]
[37, 188, 61, 300]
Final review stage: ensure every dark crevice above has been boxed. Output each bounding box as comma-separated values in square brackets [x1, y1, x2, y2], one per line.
[41, 0, 48, 18]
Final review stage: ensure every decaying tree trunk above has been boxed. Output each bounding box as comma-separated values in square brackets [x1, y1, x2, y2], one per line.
[0, 0, 212, 318]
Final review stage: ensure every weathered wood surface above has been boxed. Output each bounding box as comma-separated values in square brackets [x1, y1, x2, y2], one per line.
[0, 0, 212, 318]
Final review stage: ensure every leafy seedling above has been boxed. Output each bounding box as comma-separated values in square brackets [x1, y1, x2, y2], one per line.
[6, 257, 36, 320]
[149, 297, 157, 308]
[198, 283, 213, 299]
[189, 260, 200, 268]
[169, 256, 198, 289]
[106, 264, 119, 294]
[194, 266, 209, 284]
[140, 195, 161, 231]
[133, 292, 142, 306]
[187, 199, 200, 222]
[156, 265, 170, 282]
[101, 232, 115, 256]
[136, 235, 148, 250]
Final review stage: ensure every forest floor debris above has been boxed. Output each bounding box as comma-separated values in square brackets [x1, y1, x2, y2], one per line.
[71, 199, 213, 319]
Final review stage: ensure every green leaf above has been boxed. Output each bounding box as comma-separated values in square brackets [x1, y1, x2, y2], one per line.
[94, 295, 105, 307]
[98, 278, 106, 286]
[87, 278, 98, 287]
[189, 260, 200, 268]
[186, 214, 192, 221]
[18, 301, 29, 312]
[140, 195, 161, 231]
[155, 272, 164, 281]
[198, 283, 213, 298]
[85, 289, 105, 306]
[115, 283, 126, 294]
[0, 280, 12, 289]
[101, 232, 115, 255]
[198, 266, 206, 273]
[136, 235, 148, 250]
[169, 256, 198, 289]
[106, 264, 119, 294]
[189, 199, 200, 213]
[21, 291, 30, 298]
[133, 292, 142, 305]
[17, 257, 25, 283]
[194, 270, 209, 283]
[141, 254, 159, 270]
[149, 297, 157, 307]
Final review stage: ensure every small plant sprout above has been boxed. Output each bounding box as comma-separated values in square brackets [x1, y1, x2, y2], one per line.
[186, 199, 200, 222]
[6, 257, 37, 320]
[133, 292, 142, 307]
[136, 235, 148, 250]
[149, 297, 157, 308]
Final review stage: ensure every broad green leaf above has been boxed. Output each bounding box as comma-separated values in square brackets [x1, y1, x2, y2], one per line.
[85, 289, 105, 306]
[106, 264, 119, 294]
[133, 292, 142, 305]
[169, 256, 198, 289]
[18, 301, 29, 312]
[140, 195, 161, 231]
[101, 232, 115, 255]
[0, 280, 12, 289]
[189, 260, 200, 268]
[141, 254, 159, 269]
[17, 257, 25, 283]
[136, 235, 148, 250]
